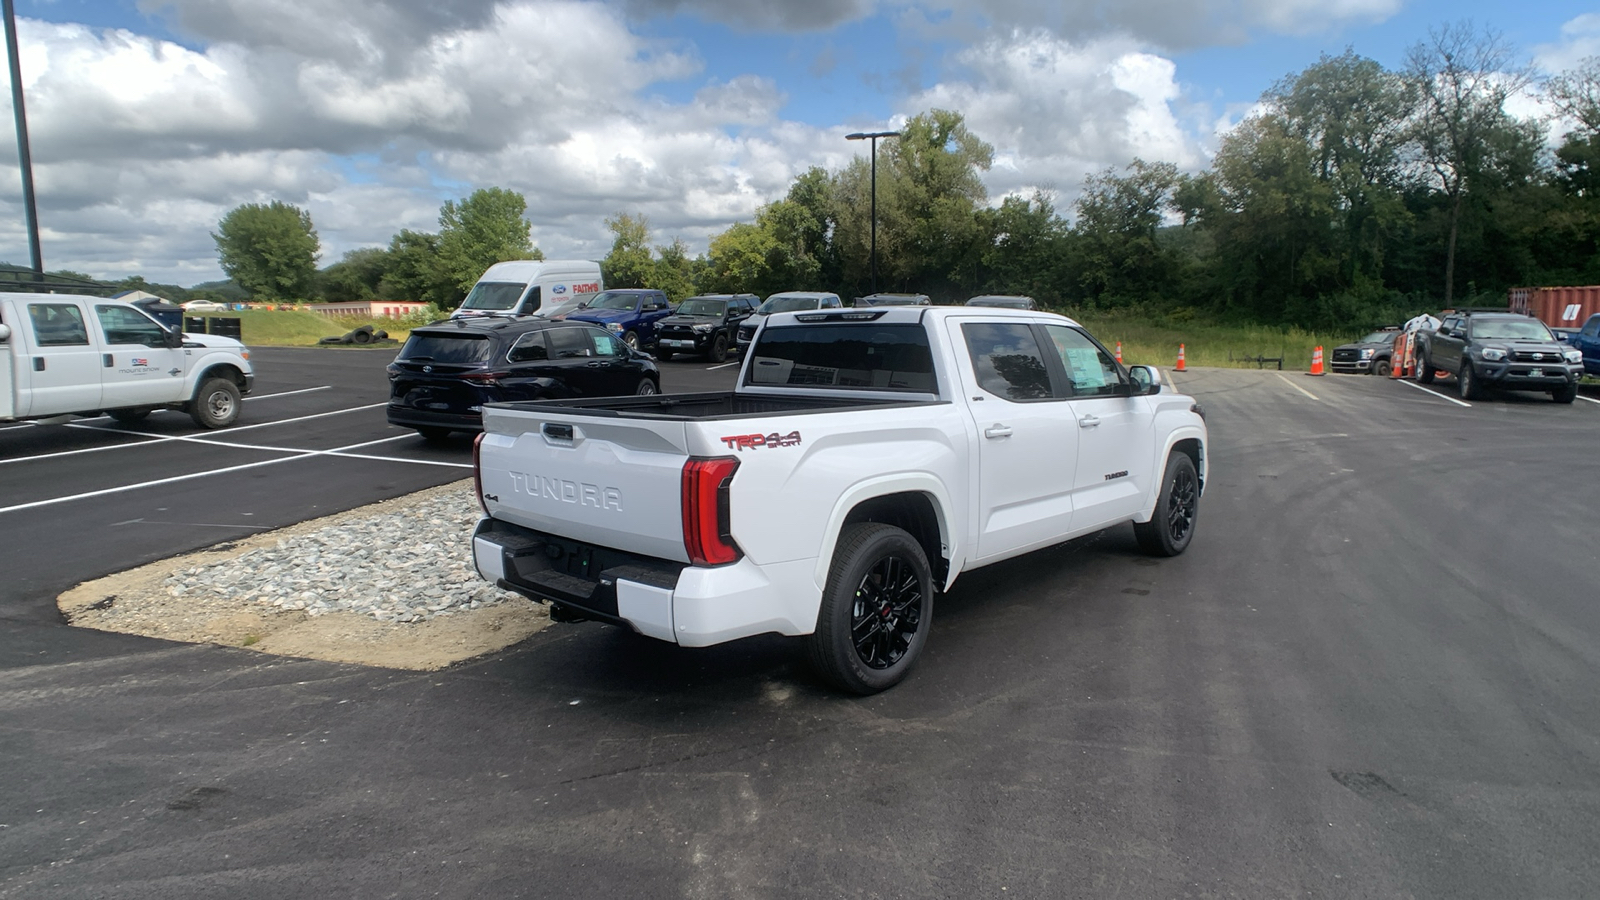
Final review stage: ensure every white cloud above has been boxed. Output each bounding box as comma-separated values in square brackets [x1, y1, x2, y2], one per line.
[1534, 13, 1600, 75]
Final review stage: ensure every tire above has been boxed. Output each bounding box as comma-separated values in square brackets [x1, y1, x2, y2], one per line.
[807, 523, 933, 695]
[1133, 452, 1200, 557]
[189, 377, 241, 429]
[107, 408, 151, 425]
[622, 331, 639, 351]
[709, 333, 729, 363]
[635, 378, 658, 396]
[1374, 359, 1391, 377]
[1458, 362, 1482, 401]
[351, 328, 373, 345]
[655, 349, 675, 362]
[1415, 352, 1435, 384]
[416, 426, 451, 443]
[1552, 382, 1578, 404]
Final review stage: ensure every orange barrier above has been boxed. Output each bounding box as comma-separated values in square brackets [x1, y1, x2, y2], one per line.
[1391, 333, 1410, 378]
[1175, 344, 1186, 371]
[1309, 346, 1325, 376]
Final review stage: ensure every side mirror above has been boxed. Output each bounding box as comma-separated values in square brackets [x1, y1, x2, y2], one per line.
[0, 323, 10, 342]
[164, 327, 183, 349]
[1128, 365, 1162, 395]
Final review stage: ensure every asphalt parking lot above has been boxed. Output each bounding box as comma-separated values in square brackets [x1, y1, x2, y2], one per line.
[3, 355, 1599, 898]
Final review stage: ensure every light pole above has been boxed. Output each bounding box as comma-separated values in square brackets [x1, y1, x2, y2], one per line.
[3, 0, 42, 276]
[845, 130, 899, 294]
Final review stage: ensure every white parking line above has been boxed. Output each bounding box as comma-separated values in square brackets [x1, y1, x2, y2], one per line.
[153, 432, 472, 469]
[1579, 394, 1600, 406]
[1, 402, 389, 467]
[246, 385, 333, 401]
[1396, 378, 1471, 408]
[0, 433, 463, 516]
[1276, 374, 1320, 401]
[706, 361, 740, 370]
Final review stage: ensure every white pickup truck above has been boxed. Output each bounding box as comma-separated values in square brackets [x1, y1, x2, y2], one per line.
[471, 306, 1207, 693]
[1, 292, 254, 428]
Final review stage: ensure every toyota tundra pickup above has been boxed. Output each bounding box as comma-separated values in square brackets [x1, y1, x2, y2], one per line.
[470, 307, 1207, 693]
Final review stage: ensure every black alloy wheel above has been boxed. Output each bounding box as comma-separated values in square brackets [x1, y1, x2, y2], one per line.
[635, 378, 658, 395]
[1134, 452, 1199, 557]
[709, 333, 729, 363]
[808, 523, 933, 694]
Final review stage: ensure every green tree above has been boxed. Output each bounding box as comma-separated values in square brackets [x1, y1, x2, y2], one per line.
[435, 187, 536, 294]
[602, 212, 654, 288]
[317, 247, 391, 303]
[877, 109, 994, 295]
[1073, 160, 1183, 307]
[704, 222, 782, 294]
[1405, 23, 1534, 304]
[651, 238, 701, 301]
[977, 192, 1069, 303]
[212, 201, 320, 300]
[379, 229, 456, 307]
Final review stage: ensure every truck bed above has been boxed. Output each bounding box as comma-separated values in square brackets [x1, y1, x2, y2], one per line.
[490, 390, 944, 420]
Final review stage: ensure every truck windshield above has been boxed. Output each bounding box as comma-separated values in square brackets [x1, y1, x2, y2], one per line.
[677, 299, 727, 317]
[747, 324, 936, 392]
[758, 297, 819, 315]
[1472, 320, 1553, 341]
[460, 282, 526, 311]
[584, 291, 641, 311]
[398, 333, 495, 364]
[1359, 332, 1394, 344]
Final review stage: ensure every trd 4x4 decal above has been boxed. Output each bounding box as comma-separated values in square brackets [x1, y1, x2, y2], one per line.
[720, 430, 802, 451]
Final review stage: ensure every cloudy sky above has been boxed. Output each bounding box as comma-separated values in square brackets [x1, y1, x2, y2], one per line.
[1, 0, 1597, 287]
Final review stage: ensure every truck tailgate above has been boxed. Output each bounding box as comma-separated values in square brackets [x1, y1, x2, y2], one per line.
[478, 406, 691, 562]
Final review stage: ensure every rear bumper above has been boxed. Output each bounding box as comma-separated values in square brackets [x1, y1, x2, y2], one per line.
[472, 517, 820, 646]
[386, 405, 482, 431]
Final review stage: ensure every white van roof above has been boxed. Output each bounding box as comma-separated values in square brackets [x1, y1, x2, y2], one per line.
[477, 259, 600, 283]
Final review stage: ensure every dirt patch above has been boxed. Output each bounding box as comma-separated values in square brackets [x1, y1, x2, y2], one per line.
[58, 482, 549, 670]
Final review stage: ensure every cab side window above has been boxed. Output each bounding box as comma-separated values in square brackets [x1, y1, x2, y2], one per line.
[1043, 324, 1122, 398]
[507, 331, 549, 363]
[28, 303, 90, 346]
[96, 305, 166, 346]
[823, 296, 842, 309]
[1583, 317, 1600, 337]
[961, 322, 1053, 401]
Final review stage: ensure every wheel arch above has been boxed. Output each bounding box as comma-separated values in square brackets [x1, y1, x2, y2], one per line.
[813, 475, 958, 593]
[1135, 429, 1207, 523]
[192, 362, 247, 396]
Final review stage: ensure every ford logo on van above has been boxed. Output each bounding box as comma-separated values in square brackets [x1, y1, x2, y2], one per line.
[552, 284, 568, 295]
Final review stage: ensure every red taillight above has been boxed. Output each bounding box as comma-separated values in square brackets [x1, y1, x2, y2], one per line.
[681, 456, 741, 566]
[461, 370, 508, 385]
[473, 432, 488, 514]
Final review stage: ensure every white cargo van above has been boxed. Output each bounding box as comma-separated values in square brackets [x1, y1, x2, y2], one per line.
[454, 260, 603, 317]
[0, 292, 254, 428]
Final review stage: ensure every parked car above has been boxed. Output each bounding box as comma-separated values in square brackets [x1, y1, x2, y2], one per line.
[964, 295, 1037, 310]
[1330, 328, 1399, 375]
[1, 292, 253, 428]
[856, 292, 932, 307]
[1565, 313, 1600, 376]
[1413, 310, 1583, 402]
[454, 259, 603, 318]
[736, 291, 843, 354]
[471, 306, 1206, 693]
[654, 294, 759, 362]
[562, 289, 674, 352]
[181, 299, 227, 312]
[385, 317, 660, 441]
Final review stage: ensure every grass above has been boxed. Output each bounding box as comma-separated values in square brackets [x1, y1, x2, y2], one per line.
[1066, 308, 1358, 372]
[222, 308, 432, 348]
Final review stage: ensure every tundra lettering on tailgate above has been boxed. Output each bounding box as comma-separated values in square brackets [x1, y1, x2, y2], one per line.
[509, 471, 622, 511]
[720, 430, 802, 451]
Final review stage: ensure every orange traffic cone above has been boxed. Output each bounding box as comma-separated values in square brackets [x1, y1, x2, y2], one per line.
[1390, 334, 1408, 379]
[1309, 346, 1325, 376]
[1175, 344, 1187, 372]
[1115, 342, 1123, 364]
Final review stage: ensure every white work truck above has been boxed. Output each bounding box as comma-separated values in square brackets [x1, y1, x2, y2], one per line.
[0, 292, 254, 428]
[471, 307, 1207, 693]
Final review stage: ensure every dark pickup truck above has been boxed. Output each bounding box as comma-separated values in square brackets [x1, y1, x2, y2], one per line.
[1414, 310, 1584, 403]
[1564, 313, 1600, 377]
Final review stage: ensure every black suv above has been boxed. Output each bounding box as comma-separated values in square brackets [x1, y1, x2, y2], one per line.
[654, 294, 758, 362]
[1415, 310, 1583, 403]
[1331, 328, 1399, 375]
[386, 317, 661, 440]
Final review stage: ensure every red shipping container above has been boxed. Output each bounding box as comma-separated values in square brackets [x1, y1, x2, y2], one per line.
[1508, 286, 1600, 328]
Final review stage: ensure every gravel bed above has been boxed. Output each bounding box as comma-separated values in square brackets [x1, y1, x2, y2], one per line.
[160, 486, 519, 623]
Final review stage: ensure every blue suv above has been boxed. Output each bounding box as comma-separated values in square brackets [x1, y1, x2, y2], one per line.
[563, 289, 674, 352]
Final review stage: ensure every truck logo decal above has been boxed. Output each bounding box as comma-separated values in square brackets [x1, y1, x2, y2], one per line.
[720, 430, 802, 451]
[131, 357, 148, 366]
[508, 471, 622, 511]
[571, 282, 600, 294]
[552, 284, 567, 295]
[1104, 470, 1129, 481]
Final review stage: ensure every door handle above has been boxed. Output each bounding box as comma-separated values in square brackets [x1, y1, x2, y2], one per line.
[984, 424, 1013, 439]
[33, 357, 45, 371]
[1079, 414, 1101, 428]
[105, 354, 115, 368]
